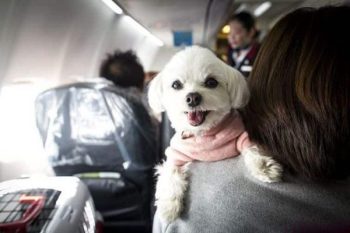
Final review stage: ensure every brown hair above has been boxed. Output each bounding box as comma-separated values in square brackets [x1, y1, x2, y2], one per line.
[242, 6, 350, 180]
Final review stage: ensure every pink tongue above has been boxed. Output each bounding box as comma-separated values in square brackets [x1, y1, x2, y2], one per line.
[188, 111, 204, 126]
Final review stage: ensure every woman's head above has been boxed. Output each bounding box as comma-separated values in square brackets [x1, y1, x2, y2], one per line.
[242, 6, 350, 180]
[228, 11, 257, 49]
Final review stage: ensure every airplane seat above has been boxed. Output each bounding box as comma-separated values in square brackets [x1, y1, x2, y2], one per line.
[35, 81, 159, 233]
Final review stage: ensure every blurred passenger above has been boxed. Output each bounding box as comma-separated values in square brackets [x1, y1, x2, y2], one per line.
[100, 50, 161, 123]
[99, 50, 145, 98]
[153, 6, 350, 233]
[227, 11, 260, 77]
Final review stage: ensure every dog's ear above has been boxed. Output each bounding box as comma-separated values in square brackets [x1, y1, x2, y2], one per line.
[148, 73, 165, 114]
[226, 66, 250, 109]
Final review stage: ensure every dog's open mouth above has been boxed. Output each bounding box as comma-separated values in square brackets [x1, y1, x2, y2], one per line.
[184, 110, 210, 126]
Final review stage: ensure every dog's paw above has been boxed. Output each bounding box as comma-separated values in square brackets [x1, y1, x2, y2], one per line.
[242, 146, 283, 183]
[156, 195, 182, 222]
[155, 161, 189, 222]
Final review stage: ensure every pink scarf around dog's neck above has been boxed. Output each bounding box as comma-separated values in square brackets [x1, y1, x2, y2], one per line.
[166, 110, 251, 166]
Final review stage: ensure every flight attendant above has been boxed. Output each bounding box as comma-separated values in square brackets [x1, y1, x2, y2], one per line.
[227, 11, 260, 77]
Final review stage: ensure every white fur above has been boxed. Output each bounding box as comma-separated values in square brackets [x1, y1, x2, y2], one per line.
[149, 46, 283, 222]
[148, 46, 249, 134]
[242, 146, 283, 183]
[155, 158, 190, 222]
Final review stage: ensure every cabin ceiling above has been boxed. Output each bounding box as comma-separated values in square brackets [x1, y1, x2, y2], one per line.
[117, 0, 236, 47]
[116, 0, 344, 47]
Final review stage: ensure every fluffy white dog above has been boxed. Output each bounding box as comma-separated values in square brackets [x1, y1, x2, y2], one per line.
[148, 46, 283, 222]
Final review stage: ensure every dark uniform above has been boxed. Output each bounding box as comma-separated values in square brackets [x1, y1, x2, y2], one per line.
[227, 42, 260, 78]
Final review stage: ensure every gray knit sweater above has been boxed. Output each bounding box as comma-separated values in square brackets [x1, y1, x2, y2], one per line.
[153, 156, 350, 233]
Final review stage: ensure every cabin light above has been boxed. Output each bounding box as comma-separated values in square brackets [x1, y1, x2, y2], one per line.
[125, 16, 150, 36]
[221, 25, 230, 34]
[236, 4, 247, 13]
[254, 2, 272, 17]
[100, 0, 123, 14]
[125, 15, 164, 47]
[148, 33, 165, 47]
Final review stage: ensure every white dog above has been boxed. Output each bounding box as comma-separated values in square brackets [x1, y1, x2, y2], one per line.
[148, 46, 283, 222]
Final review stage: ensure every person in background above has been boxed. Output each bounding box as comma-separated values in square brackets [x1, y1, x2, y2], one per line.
[100, 50, 161, 121]
[99, 50, 145, 97]
[100, 50, 160, 227]
[153, 6, 350, 233]
[227, 11, 260, 77]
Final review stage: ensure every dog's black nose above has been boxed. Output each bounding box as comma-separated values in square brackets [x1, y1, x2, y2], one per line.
[186, 92, 202, 107]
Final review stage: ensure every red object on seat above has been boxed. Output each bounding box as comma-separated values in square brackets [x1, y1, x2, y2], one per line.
[0, 194, 45, 233]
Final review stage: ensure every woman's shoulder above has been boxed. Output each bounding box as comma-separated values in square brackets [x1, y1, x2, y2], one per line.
[187, 156, 350, 202]
[157, 156, 350, 233]
[189, 156, 246, 185]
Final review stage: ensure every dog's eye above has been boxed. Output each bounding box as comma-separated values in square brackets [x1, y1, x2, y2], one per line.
[171, 80, 183, 90]
[204, 77, 218, 88]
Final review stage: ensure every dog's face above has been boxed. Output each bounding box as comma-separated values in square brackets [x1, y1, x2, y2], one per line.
[148, 46, 249, 134]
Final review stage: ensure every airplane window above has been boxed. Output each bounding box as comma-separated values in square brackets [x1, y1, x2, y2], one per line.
[0, 80, 54, 180]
